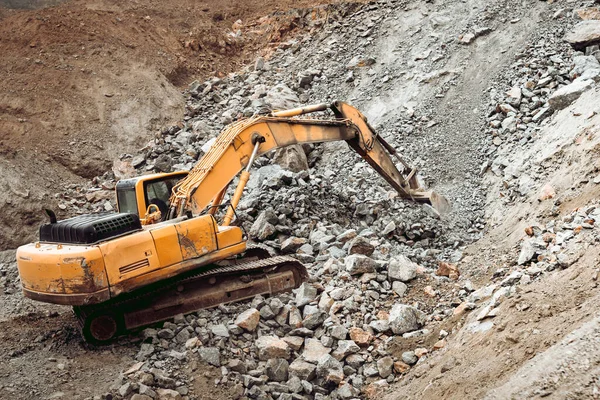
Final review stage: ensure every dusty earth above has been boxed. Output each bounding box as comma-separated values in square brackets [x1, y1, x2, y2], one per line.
[0, 0, 351, 249]
[2, 0, 600, 399]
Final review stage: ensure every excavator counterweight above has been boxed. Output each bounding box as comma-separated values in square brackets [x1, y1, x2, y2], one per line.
[15, 101, 448, 344]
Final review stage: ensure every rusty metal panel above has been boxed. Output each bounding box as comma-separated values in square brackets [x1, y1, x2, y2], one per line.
[16, 243, 109, 304]
[174, 214, 218, 260]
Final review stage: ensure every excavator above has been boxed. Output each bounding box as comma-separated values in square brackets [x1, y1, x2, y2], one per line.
[16, 101, 449, 344]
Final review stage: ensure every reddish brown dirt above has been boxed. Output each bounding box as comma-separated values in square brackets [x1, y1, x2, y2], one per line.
[0, 0, 348, 250]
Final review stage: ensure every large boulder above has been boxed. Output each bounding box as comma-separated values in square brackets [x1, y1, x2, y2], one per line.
[565, 20, 600, 50]
[255, 336, 291, 360]
[345, 254, 377, 275]
[548, 79, 594, 110]
[387, 255, 418, 282]
[273, 145, 309, 173]
[347, 236, 375, 256]
[234, 308, 260, 331]
[249, 209, 278, 240]
[388, 304, 427, 334]
[316, 354, 344, 385]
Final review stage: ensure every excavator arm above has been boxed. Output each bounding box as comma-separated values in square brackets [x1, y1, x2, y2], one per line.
[169, 101, 448, 221]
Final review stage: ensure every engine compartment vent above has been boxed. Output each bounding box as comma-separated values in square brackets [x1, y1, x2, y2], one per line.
[39, 212, 142, 245]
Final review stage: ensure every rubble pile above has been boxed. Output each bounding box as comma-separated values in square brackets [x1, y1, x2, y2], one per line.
[486, 15, 600, 203]
[63, 2, 600, 400]
[463, 203, 600, 330]
[2, 0, 599, 399]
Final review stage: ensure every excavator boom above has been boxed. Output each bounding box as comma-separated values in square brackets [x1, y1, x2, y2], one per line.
[170, 101, 449, 219]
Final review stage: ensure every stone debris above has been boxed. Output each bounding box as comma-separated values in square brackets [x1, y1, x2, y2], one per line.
[548, 79, 595, 110]
[62, 2, 600, 400]
[565, 20, 600, 50]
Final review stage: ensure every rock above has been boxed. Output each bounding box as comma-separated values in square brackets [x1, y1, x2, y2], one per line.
[260, 305, 276, 320]
[156, 388, 182, 400]
[131, 395, 153, 400]
[289, 359, 317, 381]
[330, 325, 348, 340]
[518, 239, 537, 265]
[228, 359, 247, 374]
[235, 308, 261, 331]
[282, 336, 304, 351]
[401, 351, 418, 365]
[158, 328, 174, 339]
[151, 368, 176, 389]
[210, 324, 229, 338]
[382, 221, 396, 236]
[347, 236, 375, 256]
[345, 254, 377, 275]
[316, 355, 344, 385]
[459, 32, 476, 44]
[136, 343, 154, 361]
[532, 107, 552, 123]
[295, 282, 318, 307]
[364, 380, 389, 399]
[266, 84, 299, 110]
[337, 382, 358, 399]
[273, 145, 309, 173]
[575, 7, 600, 21]
[289, 306, 303, 327]
[198, 347, 221, 367]
[154, 154, 173, 173]
[570, 55, 600, 79]
[337, 229, 357, 243]
[302, 338, 331, 363]
[281, 237, 307, 254]
[119, 382, 134, 397]
[348, 327, 373, 346]
[331, 340, 360, 360]
[318, 292, 334, 312]
[112, 160, 136, 180]
[302, 306, 325, 329]
[548, 79, 594, 110]
[501, 116, 516, 130]
[392, 281, 408, 297]
[393, 361, 411, 374]
[255, 57, 265, 71]
[389, 304, 426, 335]
[377, 356, 394, 378]
[565, 20, 600, 50]
[266, 358, 289, 382]
[539, 184, 556, 201]
[256, 336, 291, 360]
[436, 262, 460, 280]
[346, 56, 376, 69]
[249, 210, 278, 240]
[368, 319, 390, 333]
[387, 255, 418, 282]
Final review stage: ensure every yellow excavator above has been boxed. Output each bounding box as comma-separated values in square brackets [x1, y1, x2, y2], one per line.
[16, 101, 448, 343]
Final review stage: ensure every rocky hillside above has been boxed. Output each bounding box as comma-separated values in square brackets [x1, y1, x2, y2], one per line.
[1, 0, 600, 400]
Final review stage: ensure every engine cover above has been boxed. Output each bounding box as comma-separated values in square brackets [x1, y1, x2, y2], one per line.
[39, 212, 142, 244]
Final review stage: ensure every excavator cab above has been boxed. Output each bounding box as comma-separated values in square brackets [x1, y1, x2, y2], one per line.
[115, 171, 188, 223]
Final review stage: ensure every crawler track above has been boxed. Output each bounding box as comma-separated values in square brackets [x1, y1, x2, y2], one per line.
[74, 255, 308, 344]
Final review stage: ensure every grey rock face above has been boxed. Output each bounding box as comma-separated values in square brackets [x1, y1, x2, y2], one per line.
[389, 304, 427, 334]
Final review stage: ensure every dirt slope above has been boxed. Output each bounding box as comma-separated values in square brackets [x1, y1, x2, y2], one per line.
[0, 0, 348, 250]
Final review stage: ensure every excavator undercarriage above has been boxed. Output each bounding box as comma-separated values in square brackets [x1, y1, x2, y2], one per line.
[74, 248, 307, 344]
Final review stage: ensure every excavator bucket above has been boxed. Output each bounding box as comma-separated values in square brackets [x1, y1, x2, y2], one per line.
[425, 190, 451, 215]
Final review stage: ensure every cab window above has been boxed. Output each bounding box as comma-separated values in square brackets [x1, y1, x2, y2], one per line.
[117, 188, 138, 215]
[144, 177, 180, 213]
